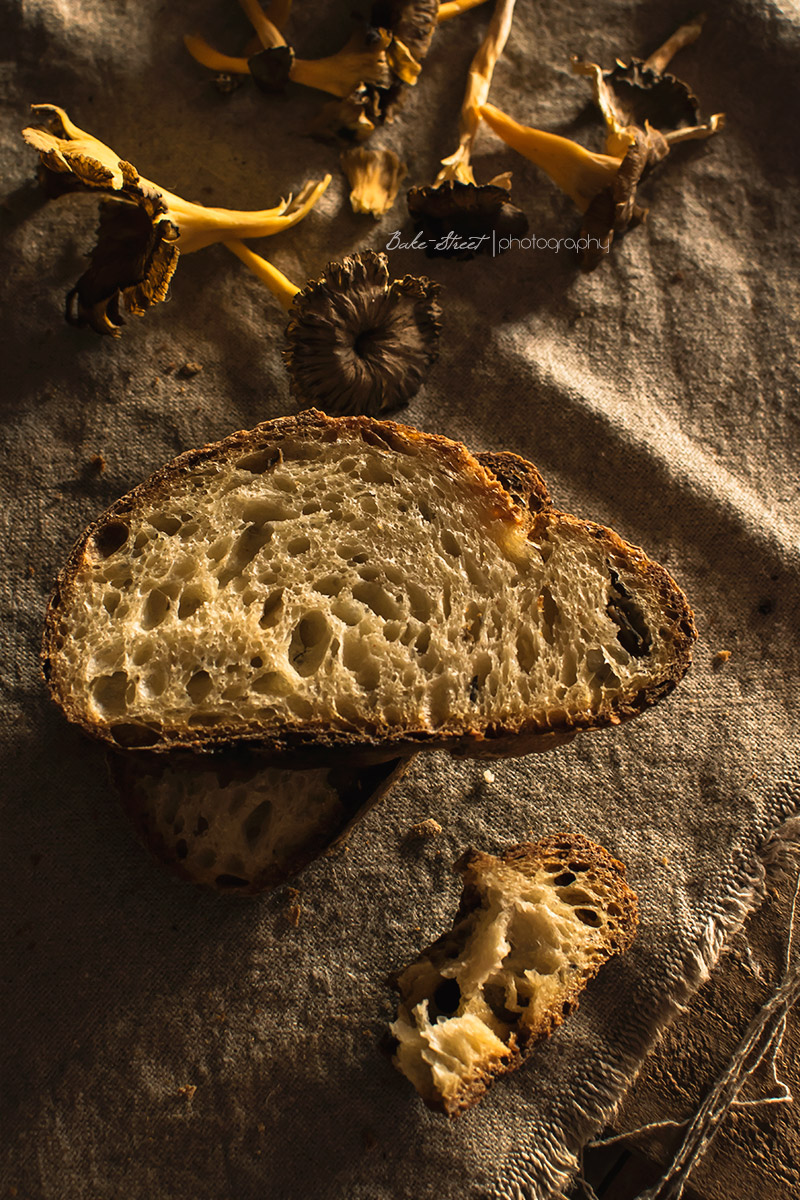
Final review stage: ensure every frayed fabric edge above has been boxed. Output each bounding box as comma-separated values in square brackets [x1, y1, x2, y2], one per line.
[489, 787, 800, 1200]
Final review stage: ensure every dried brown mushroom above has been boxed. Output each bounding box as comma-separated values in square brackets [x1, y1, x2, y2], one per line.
[226, 243, 441, 416]
[479, 17, 724, 269]
[360, 0, 439, 125]
[341, 146, 408, 217]
[22, 104, 330, 333]
[571, 15, 714, 153]
[407, 0, 528, 259]
[185, 0, 393, 100]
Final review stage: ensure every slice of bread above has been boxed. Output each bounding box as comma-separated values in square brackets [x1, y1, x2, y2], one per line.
[43, 410, 695, 757]
[109, 751, 407, 893]
[389, 833, 638, 1114]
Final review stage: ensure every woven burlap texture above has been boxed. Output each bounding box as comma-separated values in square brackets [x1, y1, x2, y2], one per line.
[1, 2, 799, 1198]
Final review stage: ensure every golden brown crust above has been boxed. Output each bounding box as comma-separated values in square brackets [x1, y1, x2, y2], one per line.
[42, 409, 696, 757]
[474, 450, 551, 514]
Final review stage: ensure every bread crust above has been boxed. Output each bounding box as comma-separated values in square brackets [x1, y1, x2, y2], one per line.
[42, 409, 696, 758]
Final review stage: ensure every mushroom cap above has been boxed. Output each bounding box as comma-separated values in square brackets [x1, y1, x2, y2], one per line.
[407, 179, 529, 259]
[66, 192, 179, 335]
[248, 44, 296, 93]
[362, 0, 439, 125]
[605, 59, 702, 133]
[283, 250, 441, 416]
[371, 0, 438, 65]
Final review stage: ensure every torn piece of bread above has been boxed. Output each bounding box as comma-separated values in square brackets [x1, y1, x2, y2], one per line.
[389, 834, 638, 1115]
[109, 752, 407, 894]
[43, 410, 695, 757]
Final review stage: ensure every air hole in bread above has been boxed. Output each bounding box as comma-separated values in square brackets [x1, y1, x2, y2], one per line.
[207, 535, 232, 563]
[553, 871, 576, 886]
[516, 628, 537, 673]
[178, 587, 205, 621]
[433, 978, 461, 1016]
[92, 671, 129, 716]
[143, 663, 169, 698]
[110, 722, 159, 747]
[441, 530, 461, 558]
[539, 586, 559, 644]
[561, 649, 578, 687]
[607, 567, 652, 658]
[149, 513, 182, 535]
[575, 908, 602, 927]
[242, 800, 273, 848]
[352, 580, 404, 622]
[236, 448, 282, 474]
[142, 588, 170, 630]
[260, 589, 284, 628]
[242, 498, 294, 524]
[287, 535, 311, 556]
[331, 598, 362, 626]
[103, 590, 121, 615]
[186, 671, 213, 704]
[217, 525, 273, 588]
[289, 612, 330, 677]
[93, 522, 129, 559]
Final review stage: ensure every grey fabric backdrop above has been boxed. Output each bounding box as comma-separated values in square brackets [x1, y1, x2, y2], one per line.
[1, 2, 799, 1198]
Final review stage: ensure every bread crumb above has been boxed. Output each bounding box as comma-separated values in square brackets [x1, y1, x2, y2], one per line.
[88, 453, 106, 473]
[712, 649, 732, 669]
[410, 818, 442, 839]
[256, 1122, 265, 1133]
[214, 1012, 226, 1024]
[178, 361, 203, 378]
[177, 1084, 196, 1100]
[661, 855, 670, 866]
[285, 888, 302, 926]
[483, 769, 496, 784]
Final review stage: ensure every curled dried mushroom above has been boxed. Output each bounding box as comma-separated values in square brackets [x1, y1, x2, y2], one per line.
[227, 244, 441, 415]
[479, 16, 724, 268]
[22, 104, 330, 333]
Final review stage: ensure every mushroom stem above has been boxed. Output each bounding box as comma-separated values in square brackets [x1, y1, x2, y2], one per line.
[435, 0, 516, 186]
[184, 35, 252, 74]
[239, 0, 286, 47]
[479, 102, 623, 211]
[226, 240, 301, 310]
[437, 0, 489, 21]
[163, 175, 332, 254]
[289, 30, 392, 98]
[644, 14, 706, 74]
[570, 57, 633, 156]
[663, 112, 725, 145]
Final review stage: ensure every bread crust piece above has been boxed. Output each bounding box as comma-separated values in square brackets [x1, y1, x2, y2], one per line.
[42, 409, 696, 758]
[389, 832, 639, 1115]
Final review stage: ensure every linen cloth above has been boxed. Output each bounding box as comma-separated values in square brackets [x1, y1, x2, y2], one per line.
[1, 2, 799, 1197]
